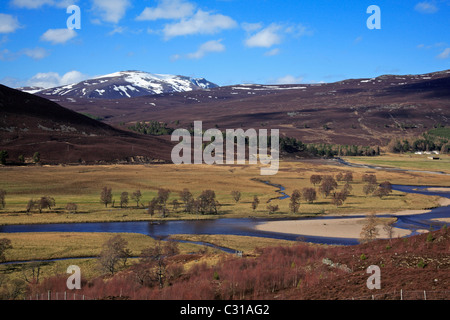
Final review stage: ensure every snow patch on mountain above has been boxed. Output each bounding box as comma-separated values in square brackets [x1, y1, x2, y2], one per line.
[27, 70, 218, 99]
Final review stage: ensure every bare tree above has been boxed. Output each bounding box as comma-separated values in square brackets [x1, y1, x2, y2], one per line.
[359, 213, 379, 243]
[100, 187, 113, 208]
[310, 174, 322, 186]
[120, 192, 129, 208]
[65, 202, 78, 214]
[343, 172, 353, 183]
[0, 190, 6, 209]
[302, 187, 317, 203]
[267, 204, 279, 214]
[251, 195, 260, 211]
[98, 235, 132, 275]
[374, 182, 393, 199]
[131, 190, 142, 208]
[38, 196, 55, 213]
[21, 262, 42, 285]
[319, 175, 338, 198]
[179, 188, 193, 213]
[157, 188, 171, 217]
[331, 191, 347, 207]
[231, 190, 241, 203]
[383, 220, 395, 244]
[139, 240, 180, 288]
[289, 190, 301, 213]
[362, 174, 377, 185]
[0, 238, 12, 262]
[363, 183, 377, 196]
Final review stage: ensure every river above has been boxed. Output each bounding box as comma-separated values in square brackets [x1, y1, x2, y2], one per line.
[0, 185, 448, 249]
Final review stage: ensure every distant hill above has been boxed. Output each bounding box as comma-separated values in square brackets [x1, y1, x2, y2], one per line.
[0, 85, 173, 164]
[52, 69, 450, 147]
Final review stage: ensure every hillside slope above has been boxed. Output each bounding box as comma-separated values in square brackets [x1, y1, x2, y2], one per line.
[55, 70, 450, 147]
[0, 85, 173, 164]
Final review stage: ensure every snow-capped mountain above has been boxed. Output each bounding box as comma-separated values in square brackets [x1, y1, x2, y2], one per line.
[30, 71, 218, 99]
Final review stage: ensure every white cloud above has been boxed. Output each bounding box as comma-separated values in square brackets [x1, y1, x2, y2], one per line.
[40, 28, 76, 44]
[0, 47, 49, 61]
[27, 70, 88, 88]
[21, 47, 50, 60]
[163, 9, 237, 39]
[245, 24, 283, 48]
[11, 0, 77, 9]
[264, 48, 280, 56]
[273, 75, 304, 85]
[92, 0, 130, 24]
[437, 48, 450, 59]
[187, 39, 225, 59]
[241, 22, 263, 33]
[136, 0, 195, 21]
[414, 2, 439, 13]
[0, 14, 21, 34]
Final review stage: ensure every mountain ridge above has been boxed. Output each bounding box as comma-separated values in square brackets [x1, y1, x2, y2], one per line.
[20, 70, 218, 99]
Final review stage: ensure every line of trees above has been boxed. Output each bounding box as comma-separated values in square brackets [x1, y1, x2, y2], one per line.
[387, 128, 450, 154]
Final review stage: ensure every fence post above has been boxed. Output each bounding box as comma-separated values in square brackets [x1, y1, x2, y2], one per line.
[424, 290, 426, 300]
[400, 289, 403, 300]
[64, 291, 67, 300]
[48, 290, 51, 300]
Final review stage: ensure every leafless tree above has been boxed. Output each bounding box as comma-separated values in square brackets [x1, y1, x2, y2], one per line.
[231, 190, 241, 203]
[251, 195, 260, 211]
[0, 238, 12, 262]
[319, 175, 338, 198]
[359, 213, 379, 243]
[0, 190, 6, 209]
[139, 240, 180, 288]
[267, 204, 279, 214]
[120, 192, 129, 208]
[100, 187, 113, 208]
[289, 190, 301, 213]
[98, 235, 132, 275]
[65, 202, 78, 213]
[131, 190, 142, 208]
[302, 188, 317, 203]
[310, 174, 322, 186]
[179, 188, 193, 213]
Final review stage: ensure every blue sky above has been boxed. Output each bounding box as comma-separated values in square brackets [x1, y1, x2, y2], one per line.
[0, 0, 449, 88]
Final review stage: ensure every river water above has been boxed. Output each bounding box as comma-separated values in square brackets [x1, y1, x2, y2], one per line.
[0, 185, 448, 248]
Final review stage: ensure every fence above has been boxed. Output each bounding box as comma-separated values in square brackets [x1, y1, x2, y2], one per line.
[26, 291, 94, 300]
[27, 289, 448, 301]
[349, 290, 449, 300]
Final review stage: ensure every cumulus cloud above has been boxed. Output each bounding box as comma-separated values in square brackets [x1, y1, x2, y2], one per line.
[414, 2, 439, 13]
[245, 23, 283, 48]
[11, 0, 78, 9]
[40, 28, 76, 44]
[163, 9, 237, 39]
[136, 0, 195, 21]
[21, 47, 50, 60]
[0, 14, 21, 34]
[0, 47, 49, 61]
[437, 48, 450, 59]
[92, 0, 130, 24]
[27, 70, 88, 88]
[187, 39, 225, 59]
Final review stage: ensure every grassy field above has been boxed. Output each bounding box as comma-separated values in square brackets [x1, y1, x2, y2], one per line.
[0, 157, 449, 299]
[0, 158, 447, 225]
[343, 153, 450, 174]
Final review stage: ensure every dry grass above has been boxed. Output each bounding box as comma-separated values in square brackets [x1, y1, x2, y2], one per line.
[0, 159, 446, 224]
